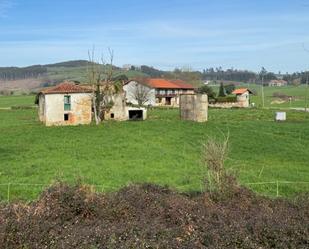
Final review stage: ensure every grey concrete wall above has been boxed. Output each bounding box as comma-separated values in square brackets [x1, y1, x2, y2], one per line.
[180, 94, 208, 122]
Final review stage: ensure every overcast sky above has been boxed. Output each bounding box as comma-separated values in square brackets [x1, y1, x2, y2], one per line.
[0, 0, 309, 72]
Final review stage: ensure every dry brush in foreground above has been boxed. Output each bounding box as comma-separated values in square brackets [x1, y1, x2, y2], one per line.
[0, 182, 308, 249]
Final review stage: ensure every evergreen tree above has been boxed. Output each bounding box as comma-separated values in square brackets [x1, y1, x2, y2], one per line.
[218, 82, 226, 97]
[224, 84, 235, 95]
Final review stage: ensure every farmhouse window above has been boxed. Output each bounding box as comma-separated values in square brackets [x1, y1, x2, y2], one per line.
[64, 95, 71, 111]
[64, 113, 69, 121]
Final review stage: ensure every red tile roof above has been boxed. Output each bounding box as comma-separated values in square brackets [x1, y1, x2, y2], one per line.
[40, 82, 92, 94]
[132, 78, 195, 89]
[232, 88, 253, 95]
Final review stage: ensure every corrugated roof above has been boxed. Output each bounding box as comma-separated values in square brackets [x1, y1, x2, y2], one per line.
[40, 82, 92, 94]
[232, 88, 253, 95]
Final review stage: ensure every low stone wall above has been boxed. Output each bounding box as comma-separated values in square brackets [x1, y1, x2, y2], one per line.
[209, 102, 247, 108]
[180, 94, 208, 122]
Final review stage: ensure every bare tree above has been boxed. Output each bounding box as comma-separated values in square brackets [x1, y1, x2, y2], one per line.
[130, 82, 153, 106]
[87, 47, 121, 124]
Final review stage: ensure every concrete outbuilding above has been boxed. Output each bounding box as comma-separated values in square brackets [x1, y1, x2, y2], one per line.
[231, 88, 253, 108]
[105, 93, 147, 121]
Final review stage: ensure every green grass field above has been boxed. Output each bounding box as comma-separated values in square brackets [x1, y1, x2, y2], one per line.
[0, 95, 36, 108]
[211, 84, 309, 108]
[0, 95, 309, 201]
[249, 84, 309, 108]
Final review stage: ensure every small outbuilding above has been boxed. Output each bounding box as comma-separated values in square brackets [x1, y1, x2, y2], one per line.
[37, 82, 92, 126]
[231, 88, 253, 108]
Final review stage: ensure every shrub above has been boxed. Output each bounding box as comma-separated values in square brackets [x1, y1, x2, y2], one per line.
[215, 96, 237, 103]
[202, 135, 238, 198]
[0, 182, 308, 249]
[196, 85, 216, 99]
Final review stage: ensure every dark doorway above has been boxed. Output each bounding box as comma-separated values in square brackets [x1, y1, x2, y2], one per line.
[129, 110, 143, 121]
[165, 97, 172, 105]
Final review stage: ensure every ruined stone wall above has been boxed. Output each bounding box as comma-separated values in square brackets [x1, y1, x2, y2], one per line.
[180, 94, 208, 122]
[105, 93, 127, 121]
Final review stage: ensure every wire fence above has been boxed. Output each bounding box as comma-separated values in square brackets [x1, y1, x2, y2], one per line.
[1, 181, 309, 202]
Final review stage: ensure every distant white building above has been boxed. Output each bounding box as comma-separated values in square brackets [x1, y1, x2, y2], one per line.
[124, 78, 195, 107]
[123, 80, 156, 106]
[122, 64, 132, 71]
[269, 80, 288, 87]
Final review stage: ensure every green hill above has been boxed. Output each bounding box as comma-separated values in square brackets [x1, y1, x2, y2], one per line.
[0, 60, 149, 91]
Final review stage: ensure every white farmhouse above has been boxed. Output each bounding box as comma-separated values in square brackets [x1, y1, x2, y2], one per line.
[124, 78, 195, 107]
[123, 80, 156, 106]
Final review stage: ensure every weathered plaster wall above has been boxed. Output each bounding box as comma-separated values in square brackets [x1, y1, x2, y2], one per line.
[43, 93, 92, 126]
[105, 93, 127, 121]
[105, 93, 147, 121]
[180, 94, 208, 122]
[236, 92, 250, 107]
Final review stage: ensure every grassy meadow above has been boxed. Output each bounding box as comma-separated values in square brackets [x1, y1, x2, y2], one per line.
[249, 84, 309, 108]
[0, 95, 36, 108]
[0, 94, 309, 201]
[211, 84, 309, 108]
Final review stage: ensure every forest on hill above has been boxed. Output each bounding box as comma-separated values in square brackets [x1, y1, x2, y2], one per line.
[0, 60, 308, 90]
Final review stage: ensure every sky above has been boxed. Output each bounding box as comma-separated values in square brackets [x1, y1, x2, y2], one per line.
[0, 0, 309, 72]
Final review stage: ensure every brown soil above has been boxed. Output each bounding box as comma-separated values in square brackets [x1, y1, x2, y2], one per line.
[0, 183, 308, 249]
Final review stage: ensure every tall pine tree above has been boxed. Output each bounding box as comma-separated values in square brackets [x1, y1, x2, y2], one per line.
[218, 82, 226, 97]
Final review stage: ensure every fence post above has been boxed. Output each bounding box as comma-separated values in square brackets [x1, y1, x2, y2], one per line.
[276, 181, 279, 197]
[7, 183, 10, 203]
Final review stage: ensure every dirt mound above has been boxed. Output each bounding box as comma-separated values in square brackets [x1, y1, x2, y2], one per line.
[0, 183, 308, 249]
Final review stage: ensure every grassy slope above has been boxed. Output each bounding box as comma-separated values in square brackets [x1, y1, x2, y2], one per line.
[46, 66, 148, 83]
[211, 84, 309, 108]
[0, 96, 309, 200]
[249, 84, 309, 108]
